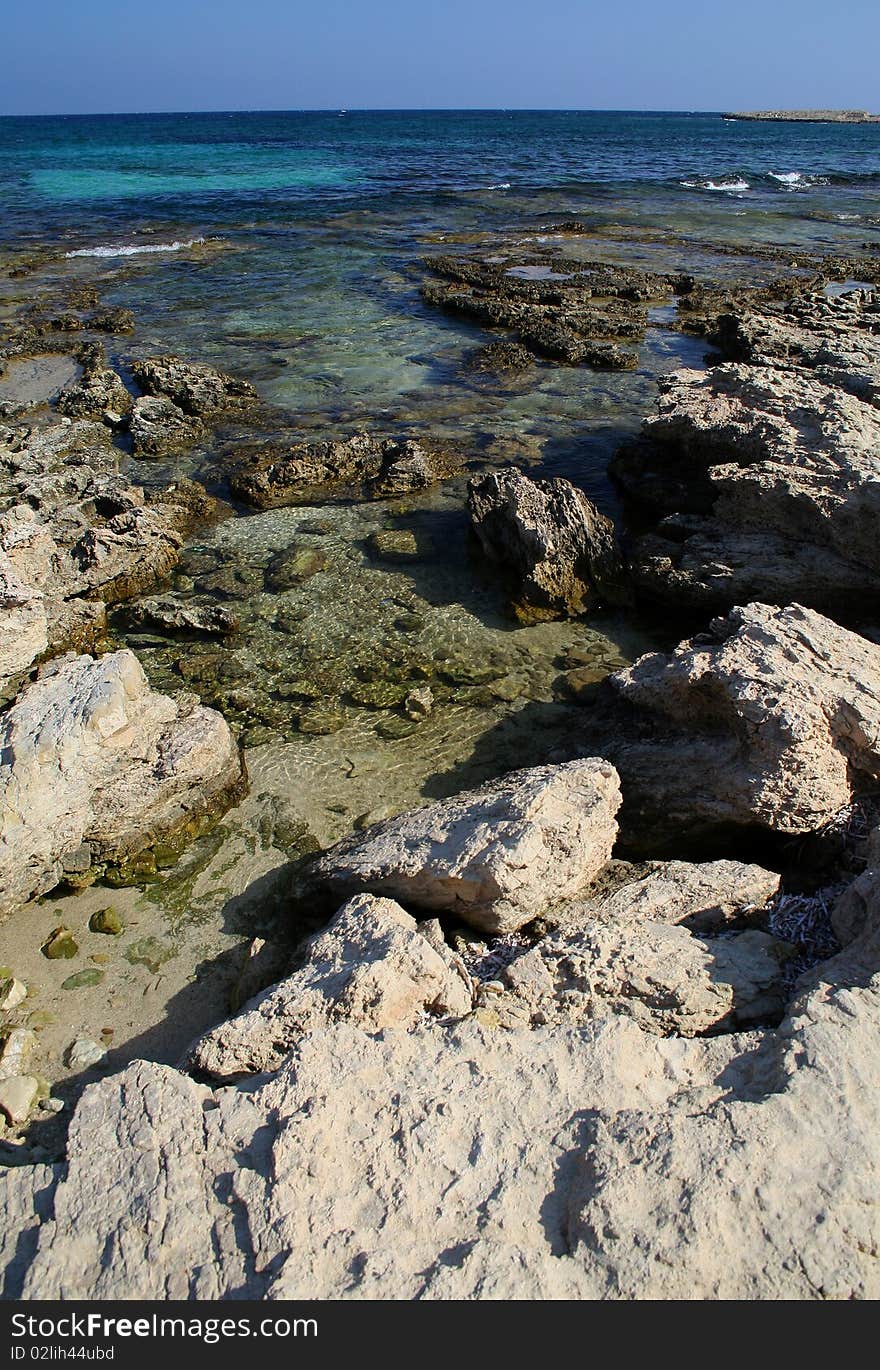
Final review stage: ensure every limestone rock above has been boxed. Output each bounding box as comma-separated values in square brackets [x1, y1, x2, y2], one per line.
[310, 758, 622, 933]
[0, 1076, 39, 1125]
[590, 858, 781, 933]
[496, 921, 792, 1034]
[56, 368, 132, 421]
[125, 596, 237, 638]
[228, 434, 457, 510]
[0, 649, 245, 917]
[129, 395, 207, 456]
[187, 893, 474, 1079]
[468, 467, 629, 621]
[610, 602, 880, 837]
[130, 355, 257, 417]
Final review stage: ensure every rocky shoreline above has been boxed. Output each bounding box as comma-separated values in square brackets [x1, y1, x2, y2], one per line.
[1, 233, 880, 1299]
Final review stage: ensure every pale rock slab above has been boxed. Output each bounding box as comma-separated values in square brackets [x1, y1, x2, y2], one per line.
[0, 649, 244, 916]
[187, 893, 474, 1079]
[310, 758, 622, 933]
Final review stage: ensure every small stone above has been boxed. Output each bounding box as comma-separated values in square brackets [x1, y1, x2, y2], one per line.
[61, 969, 104, 991]
[560, 665, 607, 700]
[264, 545, 328, 592]
[0, 976, 27, 1010]
[65, 1039, 107, 1070]
[0, 1075, 39, 1124]
[41, 928, 79, 960]
[89, 907, 123, 936]
[403, 686, 434, 721]
[394, 613, 425, 633]
[89, 954, 110, 966]
[375, 716, 419, 740]
[0, 1029, 38, 1080]
[44, 1097, 64, 1113]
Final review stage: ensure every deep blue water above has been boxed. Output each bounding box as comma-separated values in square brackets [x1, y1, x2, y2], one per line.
[1, 109, 879, 248]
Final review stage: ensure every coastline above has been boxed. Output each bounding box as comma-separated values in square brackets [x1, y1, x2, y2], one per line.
[1, 115, 880, 1298]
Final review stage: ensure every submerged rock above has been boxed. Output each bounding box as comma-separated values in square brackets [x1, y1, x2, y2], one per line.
[0, 649, 245, 917]
[310, 758, 622, 933]
[228, 433, 458, 509]
[468, 466, 629, 621]
[187, 893, 474, 1079]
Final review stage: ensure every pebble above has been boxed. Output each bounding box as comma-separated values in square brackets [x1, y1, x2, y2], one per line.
[0, 1029, 38, 1080]
[42, 928, 79, 960]
[66, 1038, 108, 1070]
[0, 976, 27, 1010]
[0, 1075, 39, 1124]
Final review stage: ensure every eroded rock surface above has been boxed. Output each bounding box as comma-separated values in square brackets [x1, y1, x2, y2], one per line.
[129, 355, 257, 418]
[188, 893, 473, 1079]
[0, 649, 245, 916]
[468, 466, 629, 621]
[311, 758, 622, 933]
[228, 434, 458, 509]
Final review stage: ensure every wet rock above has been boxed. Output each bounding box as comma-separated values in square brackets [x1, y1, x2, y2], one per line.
[41, 929, 79, 960]
[465, 340, 535, 375]
[263, 545, 327, 592]
[295, 706, 347, 735]
[0, 650, 245, 917]
[125, 597, 237, 638]
[85, 308, 135, 335]
[88, 908, 122, 936]
[608, 602, 880, 842]
[56, 368, 132, 422]
[228, 434, 458, 509]
[130, 355, 257, 418]
[366, 529, 421, 562]
[187, 893, 474, 1079]
[310, 758, 622, 934]
[0, 1076, 39, 1124]
[468, 467, 629, 621]
[129, 396, 207, 456]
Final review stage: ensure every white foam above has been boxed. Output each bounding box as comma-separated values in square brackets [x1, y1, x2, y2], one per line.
[487, 182, 512, 190]
[65, 237, 206, 259]
[680, 178, 750, 192]
[769, 171, 805, 184]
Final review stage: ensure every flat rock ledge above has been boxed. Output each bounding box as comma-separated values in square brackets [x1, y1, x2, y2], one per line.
[467, 466, 629, 621]
[309, 758, 622, 934]
[4, 856, 879, 1299]
[0, 649, 245, 917]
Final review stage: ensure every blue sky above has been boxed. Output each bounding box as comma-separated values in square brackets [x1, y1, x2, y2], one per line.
[3, 0, 879, 116]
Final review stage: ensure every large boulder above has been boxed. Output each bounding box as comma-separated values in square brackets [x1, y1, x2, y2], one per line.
[619, 352, 880, 615]
[0, 649, 245, 917]
[467, 466, 629, 621]
[608, 601, 880, 839]
[188, 893, 474, 1079]
[310, 758, 622, 933]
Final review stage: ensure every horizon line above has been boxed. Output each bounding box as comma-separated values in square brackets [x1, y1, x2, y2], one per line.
[2, 106, 736, 119]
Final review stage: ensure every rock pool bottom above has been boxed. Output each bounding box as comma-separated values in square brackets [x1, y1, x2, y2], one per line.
[0, 473, 658, 1161]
